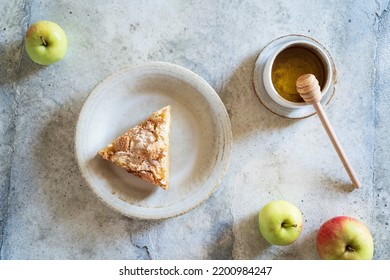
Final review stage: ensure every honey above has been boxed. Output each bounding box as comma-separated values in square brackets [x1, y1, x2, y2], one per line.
[271, 46, 326, 103]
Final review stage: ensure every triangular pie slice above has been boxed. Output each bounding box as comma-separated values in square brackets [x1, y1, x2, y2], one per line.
[98, 106, 171, 190]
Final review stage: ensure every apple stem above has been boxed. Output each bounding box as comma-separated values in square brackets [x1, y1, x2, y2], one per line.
[40, 36, 48, 46]
[282, 223, 297, 228]
[346, 246, 355, 252]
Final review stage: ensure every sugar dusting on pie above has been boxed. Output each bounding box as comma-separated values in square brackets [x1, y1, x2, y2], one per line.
[98, 106, 171, 190]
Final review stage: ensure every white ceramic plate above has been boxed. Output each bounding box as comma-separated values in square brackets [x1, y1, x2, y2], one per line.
[75, 62, 232, 219]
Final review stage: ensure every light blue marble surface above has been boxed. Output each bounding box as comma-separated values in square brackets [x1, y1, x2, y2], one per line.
[0, 0, 389, 259]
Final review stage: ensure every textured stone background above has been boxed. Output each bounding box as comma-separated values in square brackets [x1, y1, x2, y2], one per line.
[0, 0, 389, 259]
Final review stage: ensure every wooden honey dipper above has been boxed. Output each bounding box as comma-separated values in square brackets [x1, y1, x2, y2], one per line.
[296, 74, 360, 188]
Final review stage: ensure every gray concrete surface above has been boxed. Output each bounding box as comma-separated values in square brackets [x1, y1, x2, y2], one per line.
[0, 0, 389, 259]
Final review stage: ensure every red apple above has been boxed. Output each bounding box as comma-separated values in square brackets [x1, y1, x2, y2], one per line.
[316, 216, 374, 260]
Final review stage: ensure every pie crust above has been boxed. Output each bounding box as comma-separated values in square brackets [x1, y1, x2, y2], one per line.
[98, 106, 171, 190]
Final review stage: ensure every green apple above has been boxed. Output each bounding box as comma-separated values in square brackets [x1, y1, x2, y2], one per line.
[258, 200, 303, 246]
[316, 216, 374, 260]
[25, 20, 68, 65]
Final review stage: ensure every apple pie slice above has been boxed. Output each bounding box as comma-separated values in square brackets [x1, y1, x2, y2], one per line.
[98, 106, 171, 190]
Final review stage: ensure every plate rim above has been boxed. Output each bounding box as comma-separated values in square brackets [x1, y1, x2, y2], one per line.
[74, 61, 232, 219]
